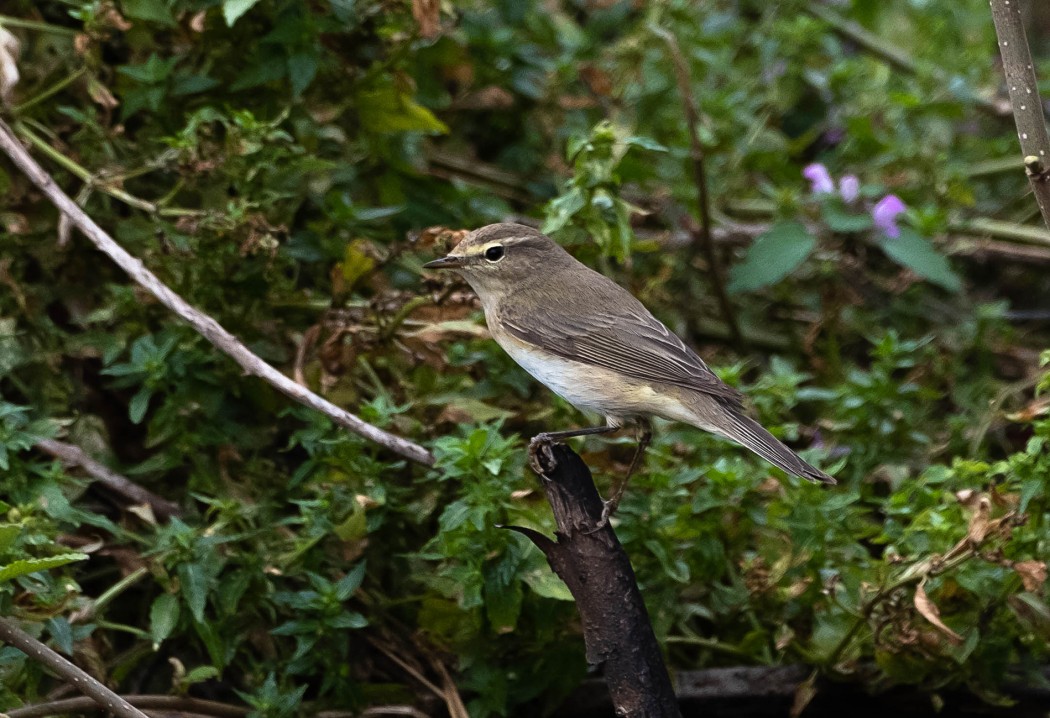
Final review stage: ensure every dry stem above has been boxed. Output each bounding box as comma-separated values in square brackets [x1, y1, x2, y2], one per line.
[0, 118, 433, 466]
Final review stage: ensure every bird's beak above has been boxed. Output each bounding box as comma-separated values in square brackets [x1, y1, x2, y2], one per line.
[423, 255, 466, 270]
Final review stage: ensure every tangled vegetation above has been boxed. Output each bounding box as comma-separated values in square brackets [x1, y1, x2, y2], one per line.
[1, 0, 1048, 715]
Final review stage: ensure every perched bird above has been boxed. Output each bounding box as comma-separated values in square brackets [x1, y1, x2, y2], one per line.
[424, 223, 834, 510]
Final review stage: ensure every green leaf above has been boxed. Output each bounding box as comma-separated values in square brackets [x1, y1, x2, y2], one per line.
[121, 0, 176, 26]
[193, 620, 230, 669]
[878, 229, 962, 292]
[338, 241, 376, 290]
[287, 53, 319, 96]
[522, 568, 573, 601]
[644, 539, 690, 583]
[129, 386, 152, 424]
[0, 553, 88, 583]
[822, 202, 874, 233]
[334, 562, 366, 600]
[222, 0, 261, 26]
[118, 54, 178, 84]
[728, 221, 817, 293]
[330, 0, 356, 23]
[542, 188, 586, 234]
[329, 612, 368, 629]
[332, 506, 367, 542]
[356, 88, 449, 135]
[624, 135, 668, 152]
[438, 500, 471, 532]
[0, 523, 22, 553]
[230, 56, 286, 91]
[484, 573, 523, 632]
[150, 593, 180, 647]
[179, 562, 209, 623]
[46, 617, 74, 655]
[171, 74, 221, 96]
[182, 665, 222, 685]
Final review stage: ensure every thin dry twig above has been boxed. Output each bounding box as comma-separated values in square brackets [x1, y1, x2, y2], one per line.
[365, 635, 444, 699]
[5, 695, 250, 718]
[34, 438, 182, 519]
[651, 24, 743, 350]
[326, 708, 430, 718]
[989, 0, 1050, 232]
[0, 118, 433, 467]
[429, 657, 470, 718]
[0, 617, 150, 718]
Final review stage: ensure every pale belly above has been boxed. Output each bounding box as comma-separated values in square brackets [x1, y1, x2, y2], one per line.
[491, 327, 700, 427]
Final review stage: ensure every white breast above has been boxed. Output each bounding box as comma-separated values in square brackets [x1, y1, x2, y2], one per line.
[490, 322, 699, 427]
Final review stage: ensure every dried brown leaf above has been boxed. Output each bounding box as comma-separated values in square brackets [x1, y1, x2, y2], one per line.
[580, 65, 612, 96]
[99, 3, 133, 31]
[1005, 396, 1050, 422]
[965, 494, 992, 544]
[0, 27, 20, 105]
[451, 86, 515, 110]
[74, 33, 92, 55]
[87, 77, 119, 109]
[412, 0, 441, 39]
[406, 319, 488, 345]
[417, 225, 469, 252]
[789, 670, 818, 718]
[2, 213, 28, 234]
[1013, 560, 1047, 593]
[914, 580, 963, 645]
[127, 503, 157, 525]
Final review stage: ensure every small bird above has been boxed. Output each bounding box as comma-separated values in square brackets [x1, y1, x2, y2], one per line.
[424, 223, 834, 508]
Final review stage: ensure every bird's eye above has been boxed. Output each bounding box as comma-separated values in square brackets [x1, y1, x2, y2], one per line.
[485, 245, 505, 262]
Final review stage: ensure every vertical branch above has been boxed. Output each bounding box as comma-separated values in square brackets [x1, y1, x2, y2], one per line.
[652, 25, 744, 350]
[989, 0, 1050, 232]
[509, 441, 682, 717]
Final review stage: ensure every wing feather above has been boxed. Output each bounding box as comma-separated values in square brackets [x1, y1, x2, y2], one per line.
[499, 293, 744, 406]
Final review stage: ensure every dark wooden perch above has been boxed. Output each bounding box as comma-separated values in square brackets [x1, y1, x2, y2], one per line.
[507, 439, 682, 718]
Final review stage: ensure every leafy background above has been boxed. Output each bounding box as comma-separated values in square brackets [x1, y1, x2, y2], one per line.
[1, 0, 1049, 716]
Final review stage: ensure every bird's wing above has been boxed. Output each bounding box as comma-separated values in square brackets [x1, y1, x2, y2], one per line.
[498, 290, 744, 406]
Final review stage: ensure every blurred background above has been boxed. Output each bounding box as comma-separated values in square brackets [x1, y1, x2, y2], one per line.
[1, 1, 1048, 716]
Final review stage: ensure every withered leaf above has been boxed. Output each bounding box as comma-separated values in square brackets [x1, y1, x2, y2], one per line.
[1013, 560, 1047, 593]
[914, 579, 963, 645]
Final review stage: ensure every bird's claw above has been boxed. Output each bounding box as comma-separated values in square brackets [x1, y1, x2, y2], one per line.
[527, 436, 557, 475]
[583, 499, 617, 534]
[530, 432, 559, 446]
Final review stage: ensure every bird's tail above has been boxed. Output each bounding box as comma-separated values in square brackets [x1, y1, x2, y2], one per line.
[715, 407, 835, 485]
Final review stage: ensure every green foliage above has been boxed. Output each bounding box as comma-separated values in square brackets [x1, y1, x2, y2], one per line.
[1, 0, 1048, 715]
[728, 222, 816, 293]
[730, 173, 963, 294]
[878, 228, 962, 292]
[543, 121, 664, 261]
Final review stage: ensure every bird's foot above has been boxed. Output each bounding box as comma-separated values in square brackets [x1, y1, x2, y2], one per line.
[530, 432, 559, 446]
[527, 435, 558, 476]
[583, 498, 619, 534]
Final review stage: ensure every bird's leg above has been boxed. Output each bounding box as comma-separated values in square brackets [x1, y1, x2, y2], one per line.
[531, 425, 618, 444]
[591, 423, 652, 531]
[528, 425, 619, 476]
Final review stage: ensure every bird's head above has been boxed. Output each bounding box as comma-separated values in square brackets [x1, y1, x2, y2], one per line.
[423, 223, 569, 301]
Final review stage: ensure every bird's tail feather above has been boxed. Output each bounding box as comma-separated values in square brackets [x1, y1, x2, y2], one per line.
[718, 409, 835, 485]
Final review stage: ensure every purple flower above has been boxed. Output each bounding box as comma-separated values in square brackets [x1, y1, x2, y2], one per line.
[838, 175, 860, 203]
[803, 163, 835, 194]
[872, 195, 906, 238]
